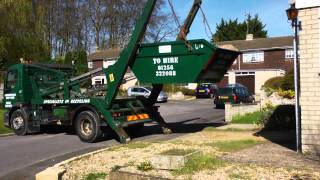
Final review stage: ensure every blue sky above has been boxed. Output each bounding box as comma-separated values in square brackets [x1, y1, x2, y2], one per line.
[170, 0, 292, 40]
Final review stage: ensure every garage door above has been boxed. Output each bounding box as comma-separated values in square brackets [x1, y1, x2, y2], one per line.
[236, 75, 255, 94]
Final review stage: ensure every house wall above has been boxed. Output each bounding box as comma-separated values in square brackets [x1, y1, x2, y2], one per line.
[298, 6, 320, 154]
[255, 70, 285, 95]
[227, 69, 285, 95]
[230, 50, 294, 72]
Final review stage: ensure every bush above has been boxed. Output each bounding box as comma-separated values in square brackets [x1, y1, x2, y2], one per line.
[281, 70, 294, 91]
[136, 161, 153, 171]
[263, 76, 283, 90]
[162, 84, 195, 96]
[263, 105, 295, 130]
[278, 89, 295, 99]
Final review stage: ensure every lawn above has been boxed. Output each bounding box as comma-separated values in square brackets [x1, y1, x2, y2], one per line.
[0, 109, 12, 134]
[232, 111, 265, 124]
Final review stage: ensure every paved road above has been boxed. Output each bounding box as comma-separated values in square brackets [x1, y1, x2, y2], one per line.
[0, 99, 224, 180]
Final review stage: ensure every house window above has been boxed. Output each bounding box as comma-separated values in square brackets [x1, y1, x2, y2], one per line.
[243, 51, 264, 63]
[88, 61, 93, 68]
[285, 49, 294, 59]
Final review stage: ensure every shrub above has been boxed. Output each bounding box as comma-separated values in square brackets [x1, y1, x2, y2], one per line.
[281, 70, 294, 91]
[162, 84, 195, 96]
[84, 172, 107, 180]
[137, 161, 153, 171]
[263, 76, 283, 90]
[278, 89, 295, 99]
[263, 105, 295, 130]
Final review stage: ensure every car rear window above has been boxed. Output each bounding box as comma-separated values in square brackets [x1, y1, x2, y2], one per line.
[199, 84, 210, 88]
[218, 88, 233, 95]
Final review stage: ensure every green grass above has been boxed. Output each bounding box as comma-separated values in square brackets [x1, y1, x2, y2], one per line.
[232, 111, 265, 124]
[173, 154, 225, 175]
[136, 161, 153, 171]
[208, 139, 262, 152]
[229, 172, 250, 179]
[203, 127, 249, 132]
[0, 109, 12, 134]
[160, 149, 195, 156]
[109, 142, 150, 151]
[125, 142, 150, 149]
[83, 172, 107, 180]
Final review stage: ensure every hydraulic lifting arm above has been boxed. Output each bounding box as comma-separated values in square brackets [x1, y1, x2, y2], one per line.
[104, 0, 157, 108]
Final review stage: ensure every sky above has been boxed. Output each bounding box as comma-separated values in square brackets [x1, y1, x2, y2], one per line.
[169, 0, 293, 40]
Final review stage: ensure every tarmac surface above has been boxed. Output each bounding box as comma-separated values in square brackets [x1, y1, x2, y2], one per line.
[0, 99, 224, 180]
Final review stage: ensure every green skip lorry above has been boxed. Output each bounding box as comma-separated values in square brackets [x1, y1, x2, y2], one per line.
[2, 0, 239, 143]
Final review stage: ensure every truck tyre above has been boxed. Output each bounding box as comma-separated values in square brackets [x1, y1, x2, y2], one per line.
[10, 109, 29, 136]
[75, 111, 102, 143]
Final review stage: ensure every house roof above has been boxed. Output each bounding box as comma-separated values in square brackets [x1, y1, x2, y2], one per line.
[88, 48, 121, 61]
[216, 36, 294, 51]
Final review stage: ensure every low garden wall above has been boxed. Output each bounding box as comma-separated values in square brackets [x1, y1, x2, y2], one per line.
[225, 102, 261, 123]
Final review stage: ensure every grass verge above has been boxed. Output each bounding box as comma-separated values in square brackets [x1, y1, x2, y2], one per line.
[109, 142, 150, 151]
[232, 111, 265, 124]
[203, 127, 249, 132]
[173, 154, 225, 175]
[160, 149, 195, 156]
[83, 172, 107, 180]
[0, 109, 12, 134]
[208, 139, 262, 152]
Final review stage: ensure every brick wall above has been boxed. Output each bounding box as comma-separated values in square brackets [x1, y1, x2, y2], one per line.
[230, 50, 294, 72]
[298, 7, 320, 153]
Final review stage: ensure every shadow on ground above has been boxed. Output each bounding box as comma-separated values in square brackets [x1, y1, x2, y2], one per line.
[255, 105, 297, 151]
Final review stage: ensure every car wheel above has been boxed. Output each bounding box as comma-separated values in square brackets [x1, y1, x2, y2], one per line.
[10, 109, 29, 136]
[75, 111, 102, 143]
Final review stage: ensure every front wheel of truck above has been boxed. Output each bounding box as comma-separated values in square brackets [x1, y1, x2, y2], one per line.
[10, 109, 29, 136]
[75, 111, 102, 143]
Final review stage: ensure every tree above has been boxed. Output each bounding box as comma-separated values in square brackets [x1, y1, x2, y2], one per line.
[212, 14, 267, 42]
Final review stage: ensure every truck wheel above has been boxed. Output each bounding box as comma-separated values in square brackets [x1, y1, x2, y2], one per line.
[75, 111, 102, 143]
[10, 109, 29, 136]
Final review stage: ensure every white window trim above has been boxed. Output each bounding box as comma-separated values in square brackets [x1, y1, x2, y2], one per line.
[88, 61, 93, 68]
[243, 51, 264, 63]
[285, 49, 294, 59]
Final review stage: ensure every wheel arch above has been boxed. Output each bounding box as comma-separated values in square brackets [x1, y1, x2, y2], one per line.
[71, 104, 106, 126]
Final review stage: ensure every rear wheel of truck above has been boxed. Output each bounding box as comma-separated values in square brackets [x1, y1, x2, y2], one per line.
[10, 109, 29, 136]
[75, 111, 102, 143]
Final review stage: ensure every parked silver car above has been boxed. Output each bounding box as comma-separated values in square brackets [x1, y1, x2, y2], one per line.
[127, 86, 168, 102]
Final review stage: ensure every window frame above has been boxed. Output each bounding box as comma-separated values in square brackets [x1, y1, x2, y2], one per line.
[242, 51, 264, 63]
[4, 70, 18, 93]
[285, 49, 294, 59]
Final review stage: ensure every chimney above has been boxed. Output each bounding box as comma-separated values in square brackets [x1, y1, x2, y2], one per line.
[246, 34, 254, 41]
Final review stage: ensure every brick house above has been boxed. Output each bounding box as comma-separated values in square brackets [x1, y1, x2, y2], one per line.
[87, 48, 137, 89]
[291, 0, 320, 154]
[87, 48, 120, 85]
[217, 35, 294, 95]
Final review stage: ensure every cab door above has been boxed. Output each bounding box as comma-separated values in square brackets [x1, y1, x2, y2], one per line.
[3, 70, 19, 108]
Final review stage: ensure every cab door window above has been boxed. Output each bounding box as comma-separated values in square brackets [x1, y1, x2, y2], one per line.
[5, 70, 18, 93]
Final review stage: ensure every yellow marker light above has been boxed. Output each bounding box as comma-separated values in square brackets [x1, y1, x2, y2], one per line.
[127, 114, 149, 121]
